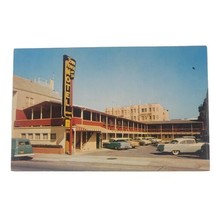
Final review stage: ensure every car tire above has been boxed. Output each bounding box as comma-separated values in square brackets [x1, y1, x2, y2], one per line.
[172, 150, 180, 155]
[141, 142, 145, 146]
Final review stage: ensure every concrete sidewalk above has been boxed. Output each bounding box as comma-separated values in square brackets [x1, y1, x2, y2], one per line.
[33, 153, 210, 171]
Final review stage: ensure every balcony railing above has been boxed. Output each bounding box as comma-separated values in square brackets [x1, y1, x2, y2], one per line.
[14, 118, 64, 127]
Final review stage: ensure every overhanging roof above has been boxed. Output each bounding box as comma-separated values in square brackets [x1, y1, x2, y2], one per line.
[74, 125, 112, 133]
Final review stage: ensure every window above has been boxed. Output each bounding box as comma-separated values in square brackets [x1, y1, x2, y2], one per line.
[21, 133, 26, 139]
[35, 133, 40, 140]
[142, 108, 144, 112]
[26, 97, 30, 106]
[186, 140, 194, 144]
[28, 133, 33, 139]
[18, 141, 25, 146]
[171, 140, 178, 144]
[43, 133, 48, 140]
[25, 97, 34, 107]
[30, 98, 34, 105]
[51, 133, 56, 140]
[180, 140, 186, 144]
[153, 107, 155, 112]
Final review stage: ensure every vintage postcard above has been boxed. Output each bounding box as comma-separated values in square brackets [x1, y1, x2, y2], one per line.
[11, 46, 209, 171]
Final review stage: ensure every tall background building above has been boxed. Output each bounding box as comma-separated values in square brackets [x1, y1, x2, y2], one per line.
[12, 75, 61, 130]
[105, 103, 169, 122]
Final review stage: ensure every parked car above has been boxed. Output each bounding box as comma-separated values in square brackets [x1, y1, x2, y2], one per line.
[122, 138, 140, 148]
[103, 138, 132, 150]
[11, 138, 34, 160]
[145, 137, 162, 146]
[200, 143, 210, 159]
[156, 137, 206, 156]
[134, 137, 161, 146]
[134, 137, 152, 146]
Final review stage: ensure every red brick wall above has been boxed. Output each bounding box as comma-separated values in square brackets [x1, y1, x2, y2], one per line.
[33, 147, 64, 154]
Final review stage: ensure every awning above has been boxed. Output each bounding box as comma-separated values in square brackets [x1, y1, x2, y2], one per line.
[74, 125, 112, 133]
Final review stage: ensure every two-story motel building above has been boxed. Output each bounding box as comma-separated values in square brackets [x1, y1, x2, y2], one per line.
[12, 75, 204, 154]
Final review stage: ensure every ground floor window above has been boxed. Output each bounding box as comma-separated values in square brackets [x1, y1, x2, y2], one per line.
[35, 133, 40, 140]
[21, 133, 26, 139]
[28, 133, 33, 140]
[51, 133, 56, 140]
[43, 133, 48, 140]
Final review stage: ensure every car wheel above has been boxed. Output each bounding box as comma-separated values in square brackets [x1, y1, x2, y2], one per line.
[172, 150, 180, 155]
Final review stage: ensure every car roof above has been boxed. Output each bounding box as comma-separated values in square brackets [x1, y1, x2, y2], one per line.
[172, 138, 195, 141]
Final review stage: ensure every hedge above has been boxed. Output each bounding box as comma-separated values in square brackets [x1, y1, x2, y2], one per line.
[32, 144, 62, 148]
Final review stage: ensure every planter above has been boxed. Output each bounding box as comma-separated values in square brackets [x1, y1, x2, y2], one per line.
[32, 147, 64, 154]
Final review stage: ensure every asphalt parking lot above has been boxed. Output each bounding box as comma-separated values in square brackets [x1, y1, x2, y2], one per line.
[87, 145, 204, 160]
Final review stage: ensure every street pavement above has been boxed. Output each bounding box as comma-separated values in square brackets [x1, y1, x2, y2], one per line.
[27, 148, 209, 171]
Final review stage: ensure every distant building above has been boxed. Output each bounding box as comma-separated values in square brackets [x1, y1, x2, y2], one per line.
[198, 91, 209, 141]
[12, 75, 61, 134]
[105, 103, 169, 122]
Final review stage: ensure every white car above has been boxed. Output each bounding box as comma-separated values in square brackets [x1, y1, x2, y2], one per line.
[135, 137, 161, 146]
[156, 137, 206, 155]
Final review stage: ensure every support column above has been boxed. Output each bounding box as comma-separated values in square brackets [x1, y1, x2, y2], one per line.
[81, 108, 84, 124]
[172, 124, 174, 139]
[80, 132, 83, 150]
[191, 123, 193, 136]
[106, 116, 108, 140]
[40, 106, 43, 119]
[160, 124, 163, 139]
[50, 103, 53, 118]
[31, 108, 34, 120]
[90, 112, 92, 121]
[73, 128, 76, 153]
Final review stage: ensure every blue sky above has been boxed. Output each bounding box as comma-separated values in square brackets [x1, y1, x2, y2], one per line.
[13, 46, 208, 119]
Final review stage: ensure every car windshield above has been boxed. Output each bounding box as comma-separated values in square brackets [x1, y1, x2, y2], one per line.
[171, 140, 178, 144]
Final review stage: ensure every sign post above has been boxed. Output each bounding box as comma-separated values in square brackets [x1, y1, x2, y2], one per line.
[62, 55, 76, 155]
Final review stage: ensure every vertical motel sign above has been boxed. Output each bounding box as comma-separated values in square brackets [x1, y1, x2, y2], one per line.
[62, 55, 76, 120]
[62, 55, 76, 154]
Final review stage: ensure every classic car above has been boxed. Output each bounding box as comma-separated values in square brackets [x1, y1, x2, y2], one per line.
[134, 137, 152, 146]
[156, 137, 206, 155]
[103, 138, 132, 150]
[134, 137, 161, 146]
[11, 138, 34, 160]
[121, 138, 140, 148]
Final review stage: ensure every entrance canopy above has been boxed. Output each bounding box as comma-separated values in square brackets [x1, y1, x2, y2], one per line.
[74, 124, 112, 133]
